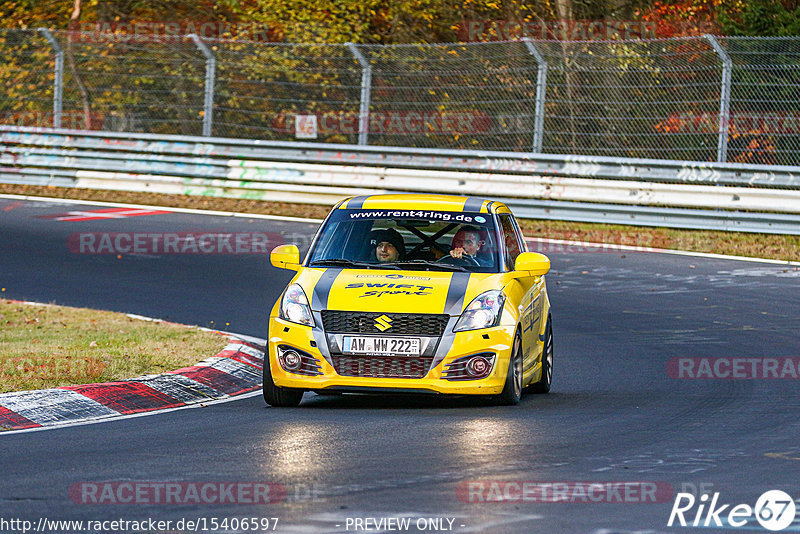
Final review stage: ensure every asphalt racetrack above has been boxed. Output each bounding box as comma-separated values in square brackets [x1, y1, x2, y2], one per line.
[1, 196, 799, 533]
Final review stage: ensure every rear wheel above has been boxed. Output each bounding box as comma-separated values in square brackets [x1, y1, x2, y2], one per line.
[528, 315, 552, 394]
[496, 330, 523, 405]
[262, 348, 304, 407]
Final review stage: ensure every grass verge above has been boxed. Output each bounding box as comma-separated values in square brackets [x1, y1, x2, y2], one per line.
[2, 184, 799, 261]
[0, 299, 229, 394]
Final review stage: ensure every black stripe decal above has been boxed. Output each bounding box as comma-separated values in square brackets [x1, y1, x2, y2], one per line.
[347, 195, 370, 209]
[431, 317, 459, 369]
[312, 268, 342, 310]
[311, 312, 333, 366]
[463, 197, 485, 212]
[444, 272, 471, 315]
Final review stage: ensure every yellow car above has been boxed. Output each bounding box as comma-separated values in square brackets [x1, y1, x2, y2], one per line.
[264, 194, 553, 406]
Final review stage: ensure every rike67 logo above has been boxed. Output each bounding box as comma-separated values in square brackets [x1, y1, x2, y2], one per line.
[668, 490, 797, 531]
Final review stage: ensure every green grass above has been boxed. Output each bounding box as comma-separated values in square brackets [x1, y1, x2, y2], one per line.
[0, 299, 229, 393]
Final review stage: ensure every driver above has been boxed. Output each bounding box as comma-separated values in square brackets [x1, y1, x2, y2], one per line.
[447, 225, 488, 265]
[369, 228, 405, 263]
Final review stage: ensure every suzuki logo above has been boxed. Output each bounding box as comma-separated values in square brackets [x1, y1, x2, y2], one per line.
[374, 315, 392, 331]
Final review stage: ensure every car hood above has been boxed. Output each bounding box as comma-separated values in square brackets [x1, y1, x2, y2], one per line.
[295, 268, 508, 315]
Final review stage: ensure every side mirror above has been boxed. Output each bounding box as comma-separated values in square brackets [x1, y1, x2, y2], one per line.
[270, 244, 301, 271]
[514, 252, 550, 276]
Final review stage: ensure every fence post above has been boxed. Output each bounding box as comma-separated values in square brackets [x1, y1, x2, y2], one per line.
[190, 34, 215, 137]
[347, 42, 371, 146]
[523, 38, 548, 154]
[704, 34, 732, 163]
[38, 28, 63, 129]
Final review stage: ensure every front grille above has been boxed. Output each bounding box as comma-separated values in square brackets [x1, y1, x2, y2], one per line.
[321, 311, 449, 336]
[332, 355, 433, 379]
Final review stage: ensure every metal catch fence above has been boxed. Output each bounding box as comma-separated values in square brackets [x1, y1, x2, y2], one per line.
[1, 30, 799, 166]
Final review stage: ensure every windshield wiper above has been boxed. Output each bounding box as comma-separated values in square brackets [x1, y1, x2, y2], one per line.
[381, 260, 470, 272]
[308, 259, 401, 270]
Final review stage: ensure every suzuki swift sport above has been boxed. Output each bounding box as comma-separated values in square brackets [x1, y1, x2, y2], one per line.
[264, 194, 553, 406]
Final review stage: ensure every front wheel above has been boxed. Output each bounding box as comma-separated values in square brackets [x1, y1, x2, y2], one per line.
[527, 315, 552, 394]
[495, 330, 523, 405]
[262, 349, 304, 407]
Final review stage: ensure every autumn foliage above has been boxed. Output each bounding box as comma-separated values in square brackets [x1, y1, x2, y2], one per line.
[1, 0, 798, 164]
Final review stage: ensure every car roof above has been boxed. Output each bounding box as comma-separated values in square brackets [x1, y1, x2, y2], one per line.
[335, 194, 511, 215]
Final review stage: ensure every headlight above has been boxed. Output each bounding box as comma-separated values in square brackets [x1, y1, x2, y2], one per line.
[279, 284, 314, 327]
[453, 290, 505, 332]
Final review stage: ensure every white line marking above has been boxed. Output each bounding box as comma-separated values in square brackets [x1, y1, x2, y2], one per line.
[527, 237, 800, 266]
[49, 208, 167, 221]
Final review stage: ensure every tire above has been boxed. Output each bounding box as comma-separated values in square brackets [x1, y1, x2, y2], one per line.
[496, 330, 523, 405]
[262, 348, 304, 407]
[528, 315, 552, 394]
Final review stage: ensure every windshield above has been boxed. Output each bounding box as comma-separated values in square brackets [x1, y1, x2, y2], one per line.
[307, 208, 501, 273]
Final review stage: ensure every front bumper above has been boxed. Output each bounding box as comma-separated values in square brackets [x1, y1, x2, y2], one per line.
[268, 316, 514, 395]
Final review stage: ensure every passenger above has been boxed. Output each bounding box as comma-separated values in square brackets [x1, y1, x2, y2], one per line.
[369, 228, 405, 263]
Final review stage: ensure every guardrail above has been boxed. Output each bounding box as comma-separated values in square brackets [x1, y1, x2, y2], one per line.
[2, 126, 800, 234]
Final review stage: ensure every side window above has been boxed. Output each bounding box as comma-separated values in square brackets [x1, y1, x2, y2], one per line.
[510, 216, 528, 253]
[499, 214, 523, 271]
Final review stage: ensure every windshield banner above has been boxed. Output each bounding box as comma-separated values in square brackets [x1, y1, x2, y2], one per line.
[336, 209, 490, 224]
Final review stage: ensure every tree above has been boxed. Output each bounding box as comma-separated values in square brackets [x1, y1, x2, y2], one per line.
[0, 0, 82, 29]
[717, 0, 800, 36]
